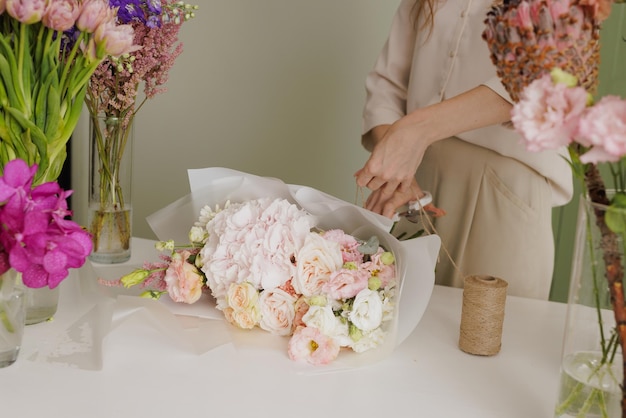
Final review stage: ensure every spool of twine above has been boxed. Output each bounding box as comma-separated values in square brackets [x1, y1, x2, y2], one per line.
[458, 275, 508, 356]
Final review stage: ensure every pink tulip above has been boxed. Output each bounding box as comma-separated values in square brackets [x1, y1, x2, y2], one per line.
[42, 0, 80, 32]
[6, 0, 47, 24]
[95, 20, 139, 57]
[76, 0, 115, 33]
[0, 0, 6, 15]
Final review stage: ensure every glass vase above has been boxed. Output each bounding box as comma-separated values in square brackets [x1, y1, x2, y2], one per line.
[0, 269, 25, 367]
[554, 194, 624, 418]
[88, 115, 133, 264]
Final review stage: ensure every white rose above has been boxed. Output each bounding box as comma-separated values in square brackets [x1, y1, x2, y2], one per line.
[258, 288, 298, 336]
[293, 233, 343, 297]
[349, 288, 383, 332]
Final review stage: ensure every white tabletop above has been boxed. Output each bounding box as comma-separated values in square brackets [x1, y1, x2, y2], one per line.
[0, 238, 566, 418]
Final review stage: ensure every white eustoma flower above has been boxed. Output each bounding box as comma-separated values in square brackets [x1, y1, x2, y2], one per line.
[349, 288, 383, 332]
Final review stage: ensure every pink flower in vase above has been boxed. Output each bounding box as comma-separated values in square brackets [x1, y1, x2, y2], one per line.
[511, 73, 588, 152]
[577, 95, 626, 164]
[42, 0, 81, 32]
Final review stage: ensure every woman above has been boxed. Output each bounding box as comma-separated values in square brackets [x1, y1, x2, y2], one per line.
[354, 0, 573, 299]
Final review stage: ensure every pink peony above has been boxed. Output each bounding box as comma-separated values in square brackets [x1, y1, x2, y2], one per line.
[164, 250, 204, 304]
[287, 326, 340, 365]
[511, 74, 588, 152]
[577, 95, 626, 164]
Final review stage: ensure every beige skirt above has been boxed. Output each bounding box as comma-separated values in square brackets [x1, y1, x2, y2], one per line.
[413, 137, 554, 300]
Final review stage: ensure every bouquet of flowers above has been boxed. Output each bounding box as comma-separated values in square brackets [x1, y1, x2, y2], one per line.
[0, 0, 137, 185]
[101, 168, 440, 366]
[117, 197, 397, 365]
[483, 0, 626, 415]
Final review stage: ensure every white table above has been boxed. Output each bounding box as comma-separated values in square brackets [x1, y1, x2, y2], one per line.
[0, 238, 566, 418]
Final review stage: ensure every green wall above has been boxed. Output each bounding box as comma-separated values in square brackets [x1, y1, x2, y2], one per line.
[549, 5, 626, 302]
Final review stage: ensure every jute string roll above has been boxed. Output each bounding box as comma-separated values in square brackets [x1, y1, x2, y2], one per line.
[458, 275, 508, 356]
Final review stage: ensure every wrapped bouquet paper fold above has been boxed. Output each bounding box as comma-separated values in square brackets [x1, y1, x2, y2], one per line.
[146, 167, 440, 370]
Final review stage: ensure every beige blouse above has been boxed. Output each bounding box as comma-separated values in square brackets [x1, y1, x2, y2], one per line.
[362, 0, 573, 206]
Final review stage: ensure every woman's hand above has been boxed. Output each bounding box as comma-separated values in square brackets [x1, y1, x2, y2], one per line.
[355, 121, 430, 202]
[364, 178, 425, 218]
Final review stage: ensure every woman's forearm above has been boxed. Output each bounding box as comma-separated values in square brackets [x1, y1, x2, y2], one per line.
[395, 85, 513, 147]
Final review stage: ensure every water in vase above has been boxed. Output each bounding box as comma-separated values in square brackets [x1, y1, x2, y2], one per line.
[555, 351, 622, 418]
[87, 204, 132, 264]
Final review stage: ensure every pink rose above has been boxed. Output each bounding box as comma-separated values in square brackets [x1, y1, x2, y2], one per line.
[164, 250, 203, 304]
[258, 288, 297, 336]
[293, 233, 343, 297]
[287, 326, 340, 365]
[42, 0, 80, 32]
[322, 268, 369, 300]
[578, 96, 626, 164]
[511, 74, 588, 152]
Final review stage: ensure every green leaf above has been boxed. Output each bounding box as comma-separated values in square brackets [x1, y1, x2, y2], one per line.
[358, 236, 380, 255]
[606, 194, 626, 234]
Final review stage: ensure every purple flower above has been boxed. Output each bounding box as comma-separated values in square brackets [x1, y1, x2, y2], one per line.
[110, 0, 145, 24]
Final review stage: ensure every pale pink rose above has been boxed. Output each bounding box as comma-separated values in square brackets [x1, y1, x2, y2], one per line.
[349, 289, 384, 332]
[42, 0, 80, 32]
[258, 288, 298, 336]
[578, 96, 626, 164]
[95, 20, 139, 57]
[293, 233, 343, 297]
[322, 229, 362, 263]
[322, 268, 369, 300]
[287, 326, 340, 365]
[76, 0, 115, 33]
[511, 74, 588, 152]
[164, 251, 203, 304]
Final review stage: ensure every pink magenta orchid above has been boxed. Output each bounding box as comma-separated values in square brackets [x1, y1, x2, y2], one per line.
[0, 159, 92, 289]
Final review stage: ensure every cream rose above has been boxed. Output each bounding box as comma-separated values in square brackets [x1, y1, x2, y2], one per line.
[293, 233, 343, 297]
[258, 288, 298, 336]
